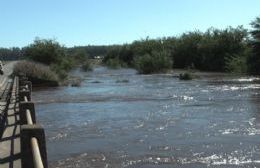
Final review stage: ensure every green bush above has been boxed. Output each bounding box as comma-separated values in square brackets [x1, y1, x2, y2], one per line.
[81, 60, 92, 71]
[24, 38, 65, 65]
[24, 38, 77, 80]
[225, 54, 248, 74]
[56, 57, 76, 72]
[71, 49, 89, 64]
[103, 45, 134, 67]
[134, 50, 172, 74]
[105, 58, 126, 69]
[102, 26, 250, 73]
[248, 17, 260, 75]
[50, 64, 69, 80]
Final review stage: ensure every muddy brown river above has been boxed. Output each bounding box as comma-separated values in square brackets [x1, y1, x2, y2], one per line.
[32, 67, 260, 168]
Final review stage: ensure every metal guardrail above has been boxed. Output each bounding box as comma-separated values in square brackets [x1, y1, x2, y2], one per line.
[18, 76, 48, 168]
[23, 93, 44, 168]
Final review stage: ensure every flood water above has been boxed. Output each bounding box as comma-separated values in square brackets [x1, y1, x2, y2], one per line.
[32, 67, 260, 168]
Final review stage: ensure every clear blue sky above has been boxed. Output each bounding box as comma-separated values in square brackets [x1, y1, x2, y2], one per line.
[1, 0, 259, 48]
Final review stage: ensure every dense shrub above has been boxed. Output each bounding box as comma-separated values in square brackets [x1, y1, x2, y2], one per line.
[50, 64, 68, 80]
[225, 56, 247, 74]
[171, 27, 248, 71]
[103, 26, 249, 73]
[225, 48, 251, 73]
[81, 60, 92, 71]
[134, 50, 172, 74]
[105, 58, 126, 69]
[179, 72, 193, 80]
[13, 61, 59, 86]
[24, 38, 77, 80]
[103, 45, 132, 67]
[248, 17, 260, 75]
[172, 31, 202, 69]
[132, 38, 164, 56]
[24, 38, 65, 65]
[71, 49, 89, 64]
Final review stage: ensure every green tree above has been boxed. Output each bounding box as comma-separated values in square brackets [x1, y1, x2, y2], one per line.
[72, 49, 89, 64]
[102, 26, 249, 73]
[172, 31, 202, 69]
[198, 27, 248, 71]
[248, 17, 260, 75]
[24, 38, 65, 64]
[134, 50, 172, 74]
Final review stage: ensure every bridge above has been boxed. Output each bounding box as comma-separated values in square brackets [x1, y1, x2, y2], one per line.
[0, 65, 48, 168]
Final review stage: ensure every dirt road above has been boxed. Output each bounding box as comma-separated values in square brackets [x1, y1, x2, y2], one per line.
[0, 61, 17, 87]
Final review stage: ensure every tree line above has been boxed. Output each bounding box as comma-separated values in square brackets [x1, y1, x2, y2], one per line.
[103, 17, 260, 75]
[103, 26, 250, 74]
[0, 47, 24, 60]
[2, 16, 260, 76]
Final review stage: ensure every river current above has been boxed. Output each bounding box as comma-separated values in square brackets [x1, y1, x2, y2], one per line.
[32, 67, 260, 168]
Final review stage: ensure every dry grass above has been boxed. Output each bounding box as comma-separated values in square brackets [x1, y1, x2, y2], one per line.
[13, 60, 58, 82]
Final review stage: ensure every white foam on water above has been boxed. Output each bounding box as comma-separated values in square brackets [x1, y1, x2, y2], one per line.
[236, 77, 260, 82]
[241, 85, 260, 90]
[246, 127, 260, 136]
[134, 122, 144, 129]
[182, 95, 194, 101]
[248, 118, 256, 126]
[221, 128, 239, 135]
[216, 84, 260, 91]
[155, 125, 166, 131]
[122, 151, 260, 167]
[180, 154, 260, 166]
[232, 86, 243, 90]
[201, 155, 260, 165]
[49, 132, 68, 141]
[122, 156, 176, 167]
[220, 124, 260, 136]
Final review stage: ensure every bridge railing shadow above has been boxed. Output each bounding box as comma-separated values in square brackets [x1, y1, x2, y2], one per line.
[0, 76, 22, 168]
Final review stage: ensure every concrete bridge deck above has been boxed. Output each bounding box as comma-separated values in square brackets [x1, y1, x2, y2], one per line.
[0, 78, 21, 168]
[0, 62, 21, 168]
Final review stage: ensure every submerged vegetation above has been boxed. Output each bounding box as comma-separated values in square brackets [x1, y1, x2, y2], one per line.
[116, 79, 129, 83]
[179, 72, 193, 80]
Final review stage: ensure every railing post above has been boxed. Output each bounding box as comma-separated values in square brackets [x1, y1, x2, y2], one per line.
[20, 81, 32, 93]
[21, 125, 48, 168]
[19, 90, 31, 101]
[19, 102, 36, 125]
[19, 76, 28, 86]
